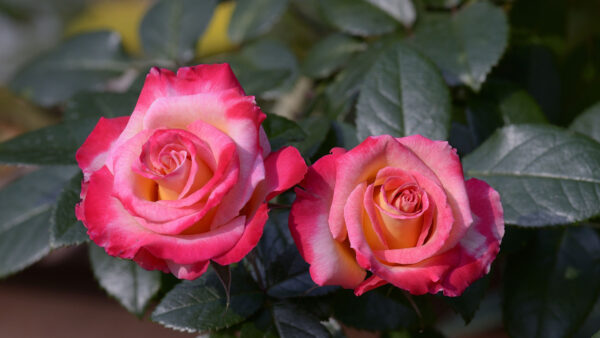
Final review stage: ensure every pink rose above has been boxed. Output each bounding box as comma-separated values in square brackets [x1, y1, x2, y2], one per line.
[76, 64, 307, 279]
[289, 135, 504, 296]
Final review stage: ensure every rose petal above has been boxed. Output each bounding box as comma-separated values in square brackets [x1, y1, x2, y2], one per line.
[263, 146, 307, 201]
[370, 170, 428, 250]
[166, 260, 210, 280]
[112, 130, 202, 223]
[397, 135, 474, 252]
[76, 116, 129, 179]
[352, 179, 503, 297]
[354, 275, 388, 296]
[373, 170, 454, 265]
[111, 127, 240, 233]
[289, 152, 366, 289]
[133, 248, 169, 273]
[362, 183, 389, 250]
[438, 178, 504, 296]
[212, 203, 269, 266]
[330, 135, 442, 242]
[109, 64, 248, 170]
[142, 215, 246, 265]
[81, 166, 247, 265]
[81, 166, 155, 259]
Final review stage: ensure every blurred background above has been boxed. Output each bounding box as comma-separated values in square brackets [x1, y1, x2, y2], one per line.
[1, 0, 600, 337]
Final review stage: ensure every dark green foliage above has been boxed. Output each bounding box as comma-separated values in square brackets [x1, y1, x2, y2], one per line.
[504, 227, 600, 338]
[140, 0, 217, 62]
[0, 167, 78, 278]
[89, 244, 162, 316]
[50, 172, 88, 248]
[152, 265, 264, 332]
[463, 125, 600, 226]
[229, 0, 289, 43]
[356, 42, 451, 141]
[10, 31, 128, 106]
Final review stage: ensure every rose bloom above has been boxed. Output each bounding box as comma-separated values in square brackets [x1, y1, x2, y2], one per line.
[289, 135, 504, 296]
[76, 64, 306, 279]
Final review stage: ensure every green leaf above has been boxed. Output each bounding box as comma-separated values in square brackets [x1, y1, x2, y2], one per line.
[356, 42, 451, 141]
[64, 91, 138, 121]
[494, 45, 562, 124]
[152, 265, 264, 332]
[575, 295, 600, 338]
[211, 261, 232, 308]
[297, 116, 332, 159]
[504, 227, 600, 338]
[332, 121, 359, 150]
[491, 86, 547, 125]
[570, 102, 600, 143]
[319, 0, 399, 37]
[0, 118, 98, 165]
[255, 209, 336, 299]
[266, 246, 337, 299]
[140, 0, 217, 61]
[89, 244, 161, 316]
[467, 82, 547, 144]
[444, 274, 489, 324]
[256, 208, 294, 270]
[50, 172, 88, 248]
[364, 0, 416, 27]
[325, 37, 396, 118]
[423, 0, 462, 9]
[228, 0, 289, 43]
[333, 289, 417, 330]
[301, 34, 366, 79]
[240, 308, 279, 338]
[0, 166, 78, 278]
[463, 124, 600, 226]
[241, 322, 278, 338]
[449, 122, 477, 156]
[10, 31, 128, 106]
[410, 2, 508, 90]
[262, 113, 306, 151]
[272, 302, 331, 337]
[228, 40, 298, 99]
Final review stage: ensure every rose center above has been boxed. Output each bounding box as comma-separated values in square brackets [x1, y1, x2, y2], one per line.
[367, 172, 432, 250]
[156, 145, 189, 176]
[384, 182, 423, 215]
[135, 129, 215, 201]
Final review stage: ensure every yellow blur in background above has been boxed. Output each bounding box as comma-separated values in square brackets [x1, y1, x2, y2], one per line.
[66, 0, 236, 57]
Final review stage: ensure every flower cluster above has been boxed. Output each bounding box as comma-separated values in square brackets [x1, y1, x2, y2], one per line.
[76, 64, 504, 296]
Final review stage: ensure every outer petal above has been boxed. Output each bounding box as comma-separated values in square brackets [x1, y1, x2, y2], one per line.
[289, 152, 366, 289]
[133, 248, 169, 273]
[354, 275, 388, 296]
[212, 203, 269, 266]
[263, 146, 307, 201]
[110, 64, 248, 169]
[137, 65, 244, 114]
[76, 116, 129, 178]
[397, 135, 474, 252]
[438, 178, 504, 296]
[80, 166, 246, 265]
[166, 260, 210, 280]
